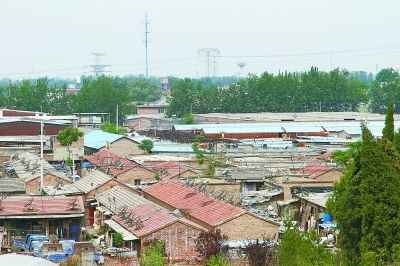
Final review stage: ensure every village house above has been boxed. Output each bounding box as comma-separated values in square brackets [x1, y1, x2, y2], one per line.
[95, 186, 205, 264]
[9, 152, 72, 195]
[84, 130, 143, 157]
[85, 150, 157, 185]
[143, 181, 280, 240]
[299, 164, 343, 182]
[152, 161, 199, 181]
[0, 195, 85, 248]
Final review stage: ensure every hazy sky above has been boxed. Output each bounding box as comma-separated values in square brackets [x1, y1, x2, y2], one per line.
[1, 0, 400, 79]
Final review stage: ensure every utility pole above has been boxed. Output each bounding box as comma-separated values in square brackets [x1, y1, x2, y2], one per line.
[40, 121, 44, 191]
[116, 104, 119, 129]
[144, 13, 150, 78]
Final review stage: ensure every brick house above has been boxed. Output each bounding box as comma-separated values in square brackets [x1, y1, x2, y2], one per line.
[85, 150, 157, 185]
[95, 186, 205, 264]
[0, 196, 85, 248]
[299, 165, 343, 182]
[84, 130, 143, 157]
[152, 161, 199, 181]
[9, 152, 73, 195]
[143, 182, 279, 240]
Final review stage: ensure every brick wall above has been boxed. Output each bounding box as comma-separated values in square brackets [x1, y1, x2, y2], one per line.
[86, 179, 129, 200]
[117, 167, 156, 184]
[216, 213, 279, 240]
[137, 107, 161, 115]
[313, 169, 342, 182]
[53, 137, 84, 161]
[101, 138, 144, 158]
[141, 221, 203, 264]
[26, 173, 72, 195]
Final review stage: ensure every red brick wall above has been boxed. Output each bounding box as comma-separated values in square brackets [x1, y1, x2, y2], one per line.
[137, 107, 161, 115]
[26, 173, 72, 195]
[216, 213, 279, 240]
[141, 221, 203, 264]
[86, 179, 128, 200]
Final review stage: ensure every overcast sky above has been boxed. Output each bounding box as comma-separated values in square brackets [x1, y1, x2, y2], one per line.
[1, 0, 400, 79]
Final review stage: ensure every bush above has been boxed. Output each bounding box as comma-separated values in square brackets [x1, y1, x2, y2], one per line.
[207, 254, 231, 266]
[196, 229, 228, 261]
[101, 122, 128, 135]
[244, 239, 276, 266]
[139, 139, 154, 153]
[112, 232, 123, 248]
[140, 240, 166, 266]
[180, 113, 195, 124]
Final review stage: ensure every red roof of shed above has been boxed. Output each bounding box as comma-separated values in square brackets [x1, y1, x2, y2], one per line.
[143, 181, 245, 226]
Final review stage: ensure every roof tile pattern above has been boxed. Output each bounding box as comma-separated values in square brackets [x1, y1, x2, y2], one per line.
[0, 196, 85, 216]
[86, 150, 138, 176]
[144, 182, 245, 226]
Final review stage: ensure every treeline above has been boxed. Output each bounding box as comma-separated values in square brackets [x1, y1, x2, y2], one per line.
[0, 76, 162, 121]
[168, 67, 400, 117]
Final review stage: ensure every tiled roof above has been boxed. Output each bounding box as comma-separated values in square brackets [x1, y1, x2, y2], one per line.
[0, 178, 25, 193]
[84, 130, 123, 150]
[96, 186, 149, 214]
[300, 165, 333, 178]
[0, 196, 85, 217]
[112, 203, 203, 237]
[144, 182, 245, 226]
[43, 170, 111, 196]
[152, 161, 193, 181]
[10, 152, 70, 182]
[86, 150, 138, 176]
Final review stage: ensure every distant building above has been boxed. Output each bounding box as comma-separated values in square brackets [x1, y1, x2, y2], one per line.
[136, 97, 169, 116]
[74, 113, 110, 127]
[159, 77, 169, 94]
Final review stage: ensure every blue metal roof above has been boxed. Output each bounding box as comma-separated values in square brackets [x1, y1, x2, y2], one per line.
[84, 130, 123, 150]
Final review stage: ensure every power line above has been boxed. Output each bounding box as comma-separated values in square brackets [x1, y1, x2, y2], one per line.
[90, 53, 111, 76]
[220, 44, 400, 58]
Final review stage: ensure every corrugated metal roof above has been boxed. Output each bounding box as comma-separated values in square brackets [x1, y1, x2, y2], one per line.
[96, 186, 150, 214]
[84, 130, 123, 150]
[104, 219, 138, 240]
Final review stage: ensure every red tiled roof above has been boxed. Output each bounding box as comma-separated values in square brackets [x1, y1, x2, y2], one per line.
[300, 165, 332, 178]
[143, 182, 245, 226]
[0, 196, 85, 217]
[112, 203, 203, 237]
[86, 150, 138, 176]
[153, 161, 192, 181]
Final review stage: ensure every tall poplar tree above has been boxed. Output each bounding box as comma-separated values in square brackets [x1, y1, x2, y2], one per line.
[382, 102, 394, 142]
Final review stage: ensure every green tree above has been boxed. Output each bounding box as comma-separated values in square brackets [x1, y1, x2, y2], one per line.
[180, 113, 196, 124]
[139, 139, 154, 153]
[331, 141, 361, 167]
[328, 124, 400, 264]
[278, 224, 336, 266]
[112, 232, 123, 248]
[140, 240, 166, 266]
[382, 102, 395, 141]
[57, 126, 83, 167]
[129, 79, 162, 103]
[101, 122, 127, 135]
[370, 68, 400, 113]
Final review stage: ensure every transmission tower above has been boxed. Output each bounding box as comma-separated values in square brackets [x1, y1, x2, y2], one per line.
[90, 53, 111, 76]
[144, 13, 150, 78]
[198, 48, 220, 77]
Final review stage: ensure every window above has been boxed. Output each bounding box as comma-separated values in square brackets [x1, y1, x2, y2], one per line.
[158, 108, 165, 114]
[134, 179, 141, 186]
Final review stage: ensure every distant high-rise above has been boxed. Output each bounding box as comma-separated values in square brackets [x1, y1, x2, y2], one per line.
[160, 77, 169, 94]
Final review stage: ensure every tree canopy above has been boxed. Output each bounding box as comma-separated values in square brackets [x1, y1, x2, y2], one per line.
[328, 105, 400, 264]
[167, 67, 368, 117]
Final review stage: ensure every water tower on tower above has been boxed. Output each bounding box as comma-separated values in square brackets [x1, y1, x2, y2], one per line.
[237, 62, 246, 77]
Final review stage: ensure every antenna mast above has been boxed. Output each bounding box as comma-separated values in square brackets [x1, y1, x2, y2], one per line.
[144, 13, 150, 78]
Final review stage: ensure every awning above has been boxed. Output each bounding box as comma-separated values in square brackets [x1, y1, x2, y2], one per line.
[104, 219, 138, 241]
